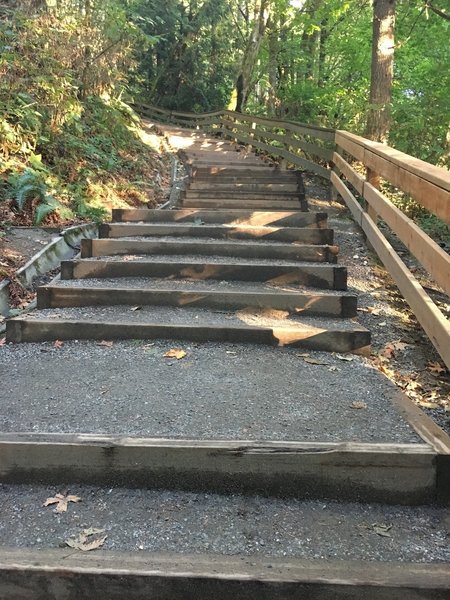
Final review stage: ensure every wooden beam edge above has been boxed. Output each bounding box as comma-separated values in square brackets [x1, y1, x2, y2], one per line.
[0, 548, 448, 591]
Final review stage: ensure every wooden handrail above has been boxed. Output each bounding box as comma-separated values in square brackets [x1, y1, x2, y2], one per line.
[134, 101, 450, 368]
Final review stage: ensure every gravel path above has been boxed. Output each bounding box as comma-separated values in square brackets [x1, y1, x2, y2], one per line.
[0, 340, 419, 442]
[0, 483, 448, 562]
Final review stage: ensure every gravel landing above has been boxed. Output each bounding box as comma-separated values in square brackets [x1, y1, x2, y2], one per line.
[19, 304, 366, 331]
[0, 484, 448, 562]
[0, 340, 419, 442]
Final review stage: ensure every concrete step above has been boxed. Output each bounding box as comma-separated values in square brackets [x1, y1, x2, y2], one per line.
[80, 238, 339, 264]
[111, 208, 328, 228]
[6, 305, 370, 352]
[98, 223, 334, 245]
[38, 278, 357, 317]
[61, 259, 347, 290]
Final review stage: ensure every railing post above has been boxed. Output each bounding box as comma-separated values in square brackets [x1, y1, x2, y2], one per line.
[366, 167, 380, 223]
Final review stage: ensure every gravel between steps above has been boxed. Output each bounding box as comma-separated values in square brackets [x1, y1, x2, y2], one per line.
[20, 304, 365, 331]
[52, 276, 349, 296]
[0, 340, 419, 441]
[0, 484, 449, 562]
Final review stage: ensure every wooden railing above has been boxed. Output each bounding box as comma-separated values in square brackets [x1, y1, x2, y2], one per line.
[135, 102, 450, 369]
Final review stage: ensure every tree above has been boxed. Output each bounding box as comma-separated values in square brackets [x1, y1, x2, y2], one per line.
[365, 0, 396, 143]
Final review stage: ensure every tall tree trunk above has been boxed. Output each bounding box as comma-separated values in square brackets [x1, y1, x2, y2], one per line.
[267, 16, 279, 114]
[365, 0, 396, 143]
[234, 0, 270, 112]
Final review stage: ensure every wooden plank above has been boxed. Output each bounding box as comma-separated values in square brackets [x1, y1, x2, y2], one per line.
[331, 172, 450, 370]
[364, 149, 450, 223]
[337, 130, 450, 192]
[111, 208, 328, 228]
[38, 285, 356, 317]
[0, 434, 435, 504]
[335, 131, 365, 161]
[0, 548, 449, 600]
[99, 223, 335, 245]
[335, 132, 450, 222]
[364, 183, 450, 295]
[61, 259, 346, 289]
[6, 317, 370, 352]
[82, 238, 337, 264]
[332, 153, 365, 194]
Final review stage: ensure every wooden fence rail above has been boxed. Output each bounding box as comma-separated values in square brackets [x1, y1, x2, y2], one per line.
[134, 102, 450, 369]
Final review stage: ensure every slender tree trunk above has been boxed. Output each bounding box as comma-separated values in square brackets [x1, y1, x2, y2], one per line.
[365, 0, 396, 143]
[234, 0, 270, 112]
[267, 17, 278, 114]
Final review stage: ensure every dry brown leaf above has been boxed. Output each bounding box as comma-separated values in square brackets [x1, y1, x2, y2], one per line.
[303, 357, 329, 365]
[335, 354, 353, 361]
[54, 340, 64, 349]
[427, 361, 446, 375]
[381, 340, 409, 359]
[65, 528, 107, 552]
[367, 306, 382, 316]
[164, 348, 187, 360]
[350, 401, 367, 409]
[43, 493, 81, 513]
[97, 340, 114, 347]
[0, 337, 6, 346]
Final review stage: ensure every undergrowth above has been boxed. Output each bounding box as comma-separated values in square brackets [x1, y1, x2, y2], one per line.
[0, 6, 169, 228]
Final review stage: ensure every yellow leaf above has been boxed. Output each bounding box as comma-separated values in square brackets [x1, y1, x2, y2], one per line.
[164, 348, 187, 360]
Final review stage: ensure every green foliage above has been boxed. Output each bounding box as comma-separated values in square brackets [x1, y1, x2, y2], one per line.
[0, 1, 166, 225]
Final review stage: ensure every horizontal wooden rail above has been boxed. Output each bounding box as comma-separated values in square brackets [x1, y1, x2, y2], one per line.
[336, 131, 450, 223]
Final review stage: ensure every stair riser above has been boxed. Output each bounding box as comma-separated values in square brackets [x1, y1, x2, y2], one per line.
[189, 183, 300, 191]
[80, 239, 339, 264]
[183, 191, 302, 200]
[1, 552, 448, 600]
[37, 287, 357, 318]
[6, 319, 370, 353]
[99, 224, 334, 245]
[181, 200, 304, 209]
[0, 435, 436, 505]
[111, 209, 328, 228]
[61, 261, 347, 290]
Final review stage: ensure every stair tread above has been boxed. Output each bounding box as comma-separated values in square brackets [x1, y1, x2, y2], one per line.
[0, 484, 447, 562]
[17, 305, 367, 332]
[51, 277, 353, 296]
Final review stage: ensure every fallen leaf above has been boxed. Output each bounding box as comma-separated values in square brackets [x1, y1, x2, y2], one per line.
[328, 366, 340, 372]
[350, 401, 367, 409]
[335, 354, 353, 361]
[54, 340, 64, 349]
[381, 340, 410, 359]
[43, 493, 81, 513]
[296, 353, 310, 358]
[378, 321, 387, 327]
[164, 348, 187, 360]
[303, 357, 329, 365]
[367, 306, 382, 316]
[97, 340, 113, 347]
[369, 523, 392, 538]
[130, 306, 142, 311]
[65, 528, 107, 552]
[0, 337, 6, 346]
[427, 362, 446, 375]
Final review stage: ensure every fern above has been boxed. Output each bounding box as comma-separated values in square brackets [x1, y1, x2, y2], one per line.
[15, 181, 47, 210]
[34, 202, 56, 225]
